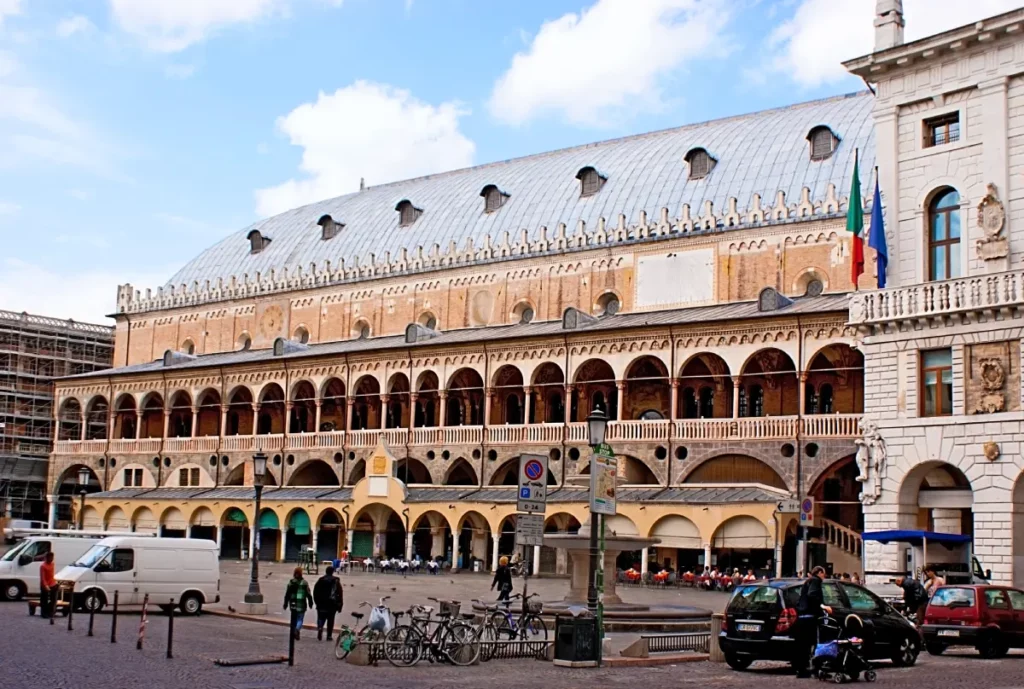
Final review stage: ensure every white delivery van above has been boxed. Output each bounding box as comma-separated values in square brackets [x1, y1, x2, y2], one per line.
[3, 519, 48, 544]
[57, 537, 220, 615]
[0, 532, 108, 600]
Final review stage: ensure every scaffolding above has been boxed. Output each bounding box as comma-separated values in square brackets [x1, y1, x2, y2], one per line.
[0, 309, 114, 520]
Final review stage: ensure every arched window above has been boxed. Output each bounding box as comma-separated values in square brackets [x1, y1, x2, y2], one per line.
[576, 166, 606, 197]
[353, 320, 370, 340]
[685, 148, 716, 180]
[293, 326, 309, 344]
[237, 334, 252, 351]
[808, 126, 837, 161]
[181, 339, 195, 356]
[928, 188, 961, 281]
[480, 185, 508, 212]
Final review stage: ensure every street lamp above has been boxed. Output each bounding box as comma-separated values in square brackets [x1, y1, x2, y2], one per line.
[585, 408, 608, 614]
[244, 452, 268, 606]
[76, 466, 91, 530]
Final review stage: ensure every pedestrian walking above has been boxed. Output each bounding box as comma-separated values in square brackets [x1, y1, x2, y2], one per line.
[283, 566, 313, 640]
[491, 555, 513, 602]
[39, 552, 57, 620]
[895, 574, 927, 622]
[794, 566, 831, 678]
[313, 565, 343, 641]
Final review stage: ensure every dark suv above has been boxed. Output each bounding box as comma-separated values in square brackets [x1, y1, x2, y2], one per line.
[719, 579, 920, 671]
[922, 585, 1024, 658]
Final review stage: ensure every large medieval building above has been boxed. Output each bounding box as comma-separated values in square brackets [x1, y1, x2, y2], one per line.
[44, 4, 1024, 584]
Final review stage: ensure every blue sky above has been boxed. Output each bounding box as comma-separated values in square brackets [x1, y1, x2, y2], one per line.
[0, 0, 1015, 323]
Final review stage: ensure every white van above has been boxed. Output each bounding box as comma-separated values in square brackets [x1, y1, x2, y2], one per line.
[57, 537, 220, 615]
[0, 533, 106, 600]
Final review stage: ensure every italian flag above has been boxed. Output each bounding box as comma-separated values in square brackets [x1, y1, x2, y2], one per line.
[847, 149, 864, 288]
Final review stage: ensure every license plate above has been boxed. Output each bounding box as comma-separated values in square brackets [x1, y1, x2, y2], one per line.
[938, 629, 960, 637]
[737, 623, 761, 632]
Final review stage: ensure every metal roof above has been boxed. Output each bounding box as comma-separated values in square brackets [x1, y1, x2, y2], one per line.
[166, 92, 875, 287]
[67, 292, 849, 380]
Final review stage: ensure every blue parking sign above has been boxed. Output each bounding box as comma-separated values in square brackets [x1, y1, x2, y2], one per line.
[519, 487, 531, 499]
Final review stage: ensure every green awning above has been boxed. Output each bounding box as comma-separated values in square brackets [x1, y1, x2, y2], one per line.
[258, 510, 280, 530]
[224, 508, 248, 525]
[288, 510, 311, 536]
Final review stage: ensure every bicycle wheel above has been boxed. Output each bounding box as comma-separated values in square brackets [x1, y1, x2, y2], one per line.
[441, 622, 480, 667]
[334, 626, 357, 660]
[519, 614, 548, 642]
[384, 625, 423, 668]
[488, 610, 514, 640]
[478, 621, 498, 662]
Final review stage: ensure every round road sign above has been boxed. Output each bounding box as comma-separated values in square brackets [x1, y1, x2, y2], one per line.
[523, 459, 544, 481]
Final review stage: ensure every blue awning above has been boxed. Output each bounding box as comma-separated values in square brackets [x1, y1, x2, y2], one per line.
[862, 530, 972, 546]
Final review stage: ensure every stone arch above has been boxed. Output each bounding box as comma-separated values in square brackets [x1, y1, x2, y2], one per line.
[414, 370, 440, 428]
[112, 392, 137, 439]
[289, 380, 317, 433]
[620, 455, 659, 485]
[57, 397, 83, 441]
[623, 355, 671, 420]
[347, 458, 366, 484]
[571, 358, 617, 421]
[131, 506, 158, 534]
[395, 457, 432, 484]
[80, 505, 102, 530]
[455, 509, 492, 567]
[256, 383, 285, 434]
[446, 368, 484, 426]
[385, 372, 411, 429]
[167, 390, 193, 438]
[288, 458, 340, 486]
[163, 462, 214, 487]
[411, 509, 452, 560]
[683, 454, 786, 490]
[195, 388, 221, 437]
[282, 507, 314, 561]
[649, 514, 701, 549]
[711, 515, 774, 576]
[226, 386, 254, 436]
[84, 395, 109, 440]
[319, 377, 346, 431]
[603, 514, 638, 537]
[104, 505, 129, 531]
[895, 460, 974, 536]
[491, 364, 526, 425]
[738, 347, 798, 418]
[352, 375, 382, 430]
[531, 362, 566, 423]
[804, 343, 864, 414]
[138, 392, 164, 439]
[53, 462, 101, 495]
[678, 352, 732, 419]
[159, 506, 187, 537]
[444, 458, 478, 486]
[189, 506, 217, 541]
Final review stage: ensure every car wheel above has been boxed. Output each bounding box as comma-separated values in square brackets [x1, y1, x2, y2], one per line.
[179, 593, 203, 616]
[977, 634, 1008, 659]
[891, 634, 919, 667]
[925, 642, 946, 656]
[724, 652, 753, 670]
[80, 589, 105, 613]
[3, 581, 26, 601]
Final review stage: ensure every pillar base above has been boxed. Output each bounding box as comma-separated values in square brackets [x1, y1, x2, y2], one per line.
[237, 602, 268, 615]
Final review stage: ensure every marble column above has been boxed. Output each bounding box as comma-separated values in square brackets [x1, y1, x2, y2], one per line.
[405, 531, 414, 561]
[452, 536, 460, 569]
[219, 405, 228, 438]
[641, 547, 649, 575]
[484, 388, 493, 426]
[346, 529, 355, 556]
[190, 408, 198, 438]
[524, 386, 533, 424]
[439, 392, 448, 428]
[345, 398, 355, 431]
[669, 380, 679, 420]
[704, 542, 712, 569]
[251, 404, 260, 437]
[79, 412, 87, 441]
[314, 401, 322, 434]
[615, 382, 625, 420]
[532, 545, 541, 575]
[732, 378, 741, 418]
[47, 495, 57, 528]
[409, 394, 418, 430]
[491, 532, 500, 571]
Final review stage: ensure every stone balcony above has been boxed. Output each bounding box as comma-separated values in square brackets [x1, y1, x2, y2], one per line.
[52, 414, 861, 455]
[849, 268, 1024, 326]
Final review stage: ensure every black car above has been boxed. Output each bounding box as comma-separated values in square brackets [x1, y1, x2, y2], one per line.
[719, 579, 920, 671]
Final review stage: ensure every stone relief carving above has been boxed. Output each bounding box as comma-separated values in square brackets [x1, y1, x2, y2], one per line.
[983, 441, 1001, 462]
[974, 357, 1006, 414]
[855, 417, 887, 505]
[976, 183, 1009, 261]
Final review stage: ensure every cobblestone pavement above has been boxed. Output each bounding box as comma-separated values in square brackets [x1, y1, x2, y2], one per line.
[3, 603, 1024, 689]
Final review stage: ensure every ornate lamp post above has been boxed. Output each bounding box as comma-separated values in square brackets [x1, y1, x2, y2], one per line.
[76, 466, 91, 530]
[244, 452, 268, 607]
[585, 408, 607, 614]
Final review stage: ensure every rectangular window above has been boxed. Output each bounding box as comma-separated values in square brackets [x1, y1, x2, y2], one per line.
[190, 467, 200, 486]
[921, 348, 954, 417]
[924, 112, 960, 147]
[123, 468, 144, 487]
[179, 468, 188, 486]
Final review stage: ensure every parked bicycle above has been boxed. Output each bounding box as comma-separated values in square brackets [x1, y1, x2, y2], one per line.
[383, 597, 480, 667]
[487, 592, 548, 642]
[334, 596, 391, 660]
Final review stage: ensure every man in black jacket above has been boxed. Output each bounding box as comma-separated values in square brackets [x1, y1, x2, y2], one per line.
[794, 566, 831, 678]
[895, 575, 927, 620]
[313, 566, 344, 641]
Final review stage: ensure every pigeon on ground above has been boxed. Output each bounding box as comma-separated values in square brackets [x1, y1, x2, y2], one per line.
[227, 605, 237, 613]
[266, 572, 272, 578]
[390, 587, 397, 592]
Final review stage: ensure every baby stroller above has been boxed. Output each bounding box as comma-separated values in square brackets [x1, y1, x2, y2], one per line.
[812, 611, 877, 684]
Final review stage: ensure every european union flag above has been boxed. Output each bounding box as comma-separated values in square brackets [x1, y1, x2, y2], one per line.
[868, 175, 888, 288]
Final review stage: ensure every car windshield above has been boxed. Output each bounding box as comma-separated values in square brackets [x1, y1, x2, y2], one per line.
[72, 545, 111, 569]
[729, 585, 780, 612]
[1, 540, 29, 562]
[929, 587, 976, 607]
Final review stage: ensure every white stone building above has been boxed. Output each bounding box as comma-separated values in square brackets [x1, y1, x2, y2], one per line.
[847, 3, 1024, 585]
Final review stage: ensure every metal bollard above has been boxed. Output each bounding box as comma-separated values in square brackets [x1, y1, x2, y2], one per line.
[166, 599, 174, 659]
[49, 595, 54, 626]
[137, 593, 150, 650]
[88, 602, 95, 637]
[288, 609, 296, 666]
[111, 591, 118, 643]
[66, 587, 74, 632]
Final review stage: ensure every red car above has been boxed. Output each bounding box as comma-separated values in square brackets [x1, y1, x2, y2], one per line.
[921, 585, 1024, 658]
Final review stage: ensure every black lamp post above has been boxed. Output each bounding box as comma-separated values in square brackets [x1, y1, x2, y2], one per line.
[76, 466, 91, 530]
[244, 452, 268, 605]
[585, 408, 608, 614]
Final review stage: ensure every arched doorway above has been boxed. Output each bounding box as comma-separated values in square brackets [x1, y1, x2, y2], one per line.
[284, 508, 312, 561]
[497, 515, 517, 561]
[619, 455, 659, 485]
[650, 515, 702, 573]
[739, 348, 798, 417]
[160, 507, 187, 538]
[351, 376, 381, 430]
[220, 507, 249, 559]
[712, 516, 773, 576]
[805, 344, 864, 414]
[572, 359, 616, 421]
[189, 507, 217, 542]
[810, 456, 864, 571]
[132, 506, 158, 534]
[104, 506, 129, 532]
[491, 365, 525, 425]
[457, 511, 490, 570]
[317, 509, 343, 562]
[412, 511, 451, 562]
[532, 363, 565, 423]
[446, 368, 484, 426]
[257, 509, 281, 561]
[678, 353, 731, 419]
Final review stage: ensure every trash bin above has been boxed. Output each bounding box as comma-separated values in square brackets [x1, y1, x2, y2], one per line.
[554, 612, 598, 664]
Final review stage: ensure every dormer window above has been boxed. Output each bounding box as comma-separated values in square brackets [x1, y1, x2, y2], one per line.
[247, 229, 270, 254]
[808, 126, 838, 161]
[576, 166, 606, 197]
[318, 214, 344, 240]
[396, 199, 422, 227]
[685, 148, 716, 180]
[480, 185, 509, 213]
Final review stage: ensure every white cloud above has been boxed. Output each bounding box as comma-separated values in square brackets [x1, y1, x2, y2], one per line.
[0, 200, 20, 215]
[765, 0, 1022, 88]
[164, 63, 197, 79]
[488, 0, 731, 127]
[0, 0, 21, 26]
[0, 257, 170, 323]
[68, 189, 92, 201]
[109, 0, 286, 52]
[56, 14, 95, 38]
[255, 80, 475, 217]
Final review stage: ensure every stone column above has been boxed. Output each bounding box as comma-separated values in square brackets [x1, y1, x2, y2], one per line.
[565, 384, 574, 422]
[732, 378, 741, 418]
[703, 542, 712, 569]
[523, 386, 533, 424]
[556, 546, 567, 575]
[438, 392, 448, 428]
[251, 404, 260, 436]
[452, 535, 460, 569]
[799, 372, 809, 415]
[932, 509, 962, 535]
[409, 394, 418, 430]
[373, 529, 383, 557]
[431, 527, 445, 560]
[406, 531, 414, 561]
[345, 398, 354, 431]
[314, 400, 322, 434]
[483, 388, 493, 426]
[380, 395, 390, 428]
[107, 412, 115, 441]
[346, 529, 355, 555]
[532, 545, 541, 575]
[135, 412, 142, 439]
[219, 405, 228, 438]
[281, 529, 288, 562]
[669, 380, 679, 420]
[311, 529, 319, 559]
[47, 495, 57, 528]
[641, 547, 649, 575]
[284, 402, 294, 438]
[190, 407, 198, 438]
[615, 381, 625, 420]
[162, 410, 171, 440]
[79, 411, 87, 441]
[491, 532, 500, 571]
